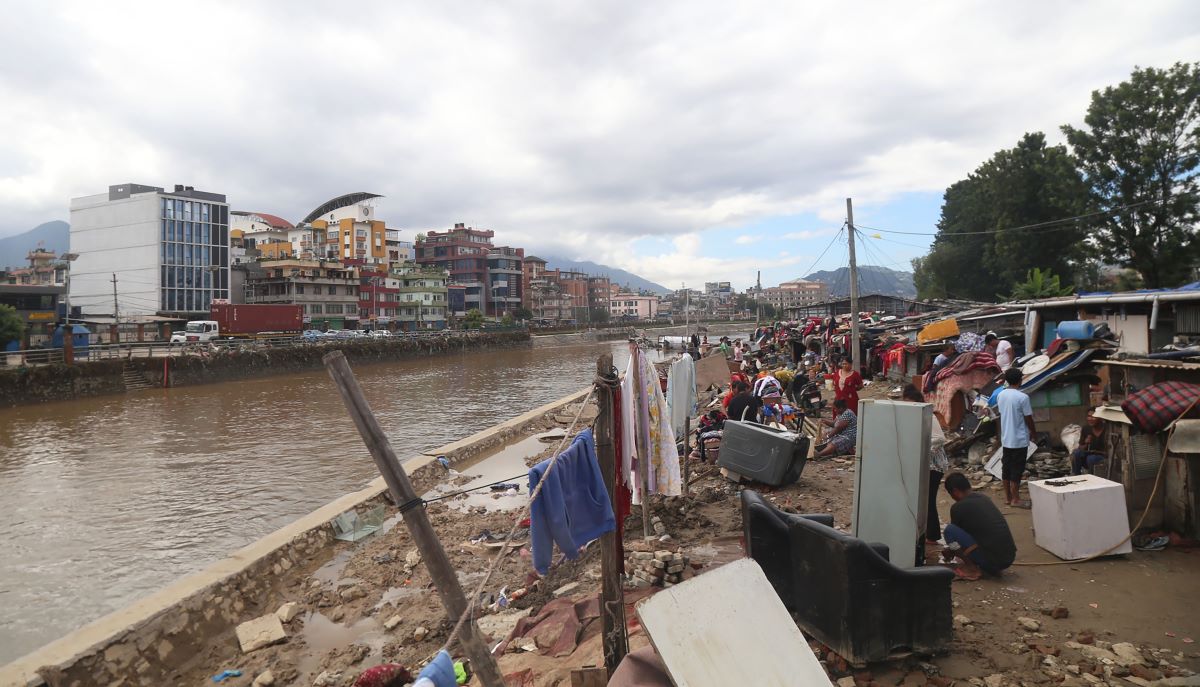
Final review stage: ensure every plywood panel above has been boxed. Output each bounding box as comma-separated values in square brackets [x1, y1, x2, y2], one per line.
[636, 558, 831, 687]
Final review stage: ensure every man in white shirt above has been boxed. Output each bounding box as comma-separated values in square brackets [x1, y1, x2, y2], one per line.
[986, 333, 1014, 369]
[996, 367, 1037, 508]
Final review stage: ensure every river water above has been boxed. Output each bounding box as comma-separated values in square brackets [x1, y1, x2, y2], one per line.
[0, 339, 666, 665]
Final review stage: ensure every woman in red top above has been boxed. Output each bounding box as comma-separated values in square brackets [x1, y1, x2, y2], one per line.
[833, 357, 864, 414]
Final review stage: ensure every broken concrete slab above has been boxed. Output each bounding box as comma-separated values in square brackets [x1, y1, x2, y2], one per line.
[235, 614, 287, 654]
[1111, 642, 1146, 666]
[275, 602, 301, 623]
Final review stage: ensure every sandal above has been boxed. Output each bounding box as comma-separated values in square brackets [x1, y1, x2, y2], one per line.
[953, 567, 982, 581]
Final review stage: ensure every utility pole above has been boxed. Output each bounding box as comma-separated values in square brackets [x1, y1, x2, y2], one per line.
[846, 198, 861, 376]
[755, 270, 762, 329]
[683, 282, 688, 338]
[111, 273, 120, 344]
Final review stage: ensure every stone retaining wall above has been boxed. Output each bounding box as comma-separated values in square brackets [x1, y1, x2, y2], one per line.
[0, 385, 589, 687]
[0, 331, 531, 408]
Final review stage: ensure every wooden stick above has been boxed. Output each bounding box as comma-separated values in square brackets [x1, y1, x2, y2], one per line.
[593, 354, 629, 676]
[683, 415, 691, 497]
[323, 352, 505, 687]
[629, 342, 653, 539]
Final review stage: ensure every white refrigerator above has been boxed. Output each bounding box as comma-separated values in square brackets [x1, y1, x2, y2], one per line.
[852, 400, 932, 569]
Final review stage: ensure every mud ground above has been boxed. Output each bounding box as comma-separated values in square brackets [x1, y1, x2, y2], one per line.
[172, 385, 1200, 687]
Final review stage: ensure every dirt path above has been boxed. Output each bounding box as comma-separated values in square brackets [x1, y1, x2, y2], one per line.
[172, 385, 1200, 687]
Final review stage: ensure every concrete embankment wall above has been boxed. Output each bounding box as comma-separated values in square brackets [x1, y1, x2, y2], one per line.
[0, 386, 590, 687]
[0, 331, 531, 408]
[529, 328, 633, 348]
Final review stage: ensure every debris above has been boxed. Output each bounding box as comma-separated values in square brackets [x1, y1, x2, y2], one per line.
[252, 670, 275, 687]
[404, 549, 422, 570]
[1051, 606, 1070, 619]
[413, 626, 428, 642]
[1018, 617, 1042, 632]
[553, 582, 581, 597]
[984, 674, 1005, 687]
[1089, 603, 1099, 609]
[955, 615, 973, 627]
[339, 585, 367, 601]
[1111, 643, 1146, 666]
[383, 615, 403, 631]
[1077, 633, 1095, 645]
[838, 678, 857, 687]
[212, 670, 243, 683]
[313, 670, 342, 687]
[276, 602, 301, 623]
[235, 614, 287, 654]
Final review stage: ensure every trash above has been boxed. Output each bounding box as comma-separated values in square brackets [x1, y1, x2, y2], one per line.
[437, 456, 451, 470]
[489, 483, 520, 492]
[331, 504, 386, 542]
[212, 670, 243, 683]
[1184, 637, 1195, 644]
[1089, 603, 1099, 609]
[1133, 533, 1170, 551]
[1017, 617, 1041, 632]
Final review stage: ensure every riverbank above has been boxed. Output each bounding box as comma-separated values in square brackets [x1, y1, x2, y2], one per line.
[0, 386, 591, 687]
[0, 331, 531, 407]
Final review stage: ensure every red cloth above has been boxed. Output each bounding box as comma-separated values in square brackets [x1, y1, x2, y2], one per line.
[834, 370, 863, 413]
[353, 664, 414, 687]
[1121, 382, 1200, 434]
[612, 387, 632, 564]
[934, 351, 999, 383]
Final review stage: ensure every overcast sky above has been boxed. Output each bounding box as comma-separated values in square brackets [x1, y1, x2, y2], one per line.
[1, 2, 1196, 289]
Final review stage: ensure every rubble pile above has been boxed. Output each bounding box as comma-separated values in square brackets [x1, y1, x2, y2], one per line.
[1027, 450, 1071, 479]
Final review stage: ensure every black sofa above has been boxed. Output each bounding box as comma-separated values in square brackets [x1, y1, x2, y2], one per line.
[741, 489, 954, 664]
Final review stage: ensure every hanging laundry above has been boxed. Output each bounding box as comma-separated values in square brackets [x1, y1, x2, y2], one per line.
[528, 429, 616, 575]
[631, 350, 682, 500]
[619, 358, 638, 490]
[666, 354, 696, 440]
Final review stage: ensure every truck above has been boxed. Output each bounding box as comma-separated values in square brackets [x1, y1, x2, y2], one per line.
[170, 303, 304, 342]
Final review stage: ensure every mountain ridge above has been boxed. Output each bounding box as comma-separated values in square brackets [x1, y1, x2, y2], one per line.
[803, 265, 916, 298]
[0, 221, 70, 270]
[538, 255, 670, 295]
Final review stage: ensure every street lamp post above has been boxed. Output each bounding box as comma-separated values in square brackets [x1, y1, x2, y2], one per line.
[61, 253, 79, 324]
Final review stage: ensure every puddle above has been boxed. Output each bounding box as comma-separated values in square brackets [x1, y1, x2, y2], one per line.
[421, 435, 551, 512]
[297, 612, 386, 677]
[311, 549, 354, 586]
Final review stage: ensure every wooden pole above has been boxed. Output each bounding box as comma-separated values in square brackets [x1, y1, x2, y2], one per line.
[593, 353, 628, 676]
[682, 415, 691, 497]
[322, 351, 505, 687]
[629, 342, 653, 539]
[846, 198, 861, 375]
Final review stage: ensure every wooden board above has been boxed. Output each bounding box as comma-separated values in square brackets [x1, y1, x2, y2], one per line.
[636, 558, 832, 687]
[694, 354, 731, 392]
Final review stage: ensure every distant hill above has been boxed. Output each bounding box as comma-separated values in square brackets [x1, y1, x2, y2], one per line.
[0, 221, 69, 269]
[539, 255, 670, 295]
[804, 265, 916, 299]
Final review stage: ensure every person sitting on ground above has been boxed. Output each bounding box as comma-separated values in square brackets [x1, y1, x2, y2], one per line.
[942, 472, 1017, 580]
[816, 398, 857, 458]
[726, 380, 762, 423]
[1071, 408, 1107, 475]
[996, 367, 1037, 508]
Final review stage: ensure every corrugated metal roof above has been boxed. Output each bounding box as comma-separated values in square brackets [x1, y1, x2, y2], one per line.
[1097, 359, 1200, 371]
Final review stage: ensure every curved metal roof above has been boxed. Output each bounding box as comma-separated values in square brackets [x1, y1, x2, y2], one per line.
[231, 211, 294, 230]
[301, 192, 382, 225]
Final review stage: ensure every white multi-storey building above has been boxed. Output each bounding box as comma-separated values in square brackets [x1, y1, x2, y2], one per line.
[69, 183, 231, 317]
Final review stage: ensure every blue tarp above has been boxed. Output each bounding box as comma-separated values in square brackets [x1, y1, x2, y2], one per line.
[1077, 281, 1200, 297]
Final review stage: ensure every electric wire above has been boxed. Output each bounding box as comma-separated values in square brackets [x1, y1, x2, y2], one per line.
[855, 198, 1160, 237]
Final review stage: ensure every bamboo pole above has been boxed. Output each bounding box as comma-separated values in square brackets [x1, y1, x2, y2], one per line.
[323, 351, 504, 686]
[593, 353, 628, 675]
[629, 342, 653, 539]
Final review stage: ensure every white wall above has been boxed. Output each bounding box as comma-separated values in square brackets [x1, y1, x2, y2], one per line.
[69, 192, 160, 316]
[1088, 314, 1150, 354]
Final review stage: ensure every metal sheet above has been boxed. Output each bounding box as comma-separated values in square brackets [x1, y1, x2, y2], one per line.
[636, 558, 832, 687]
[1167, 419, 1200, 454]
[1130, 433, 1164, 480]
[1093, 405, 1133, 425]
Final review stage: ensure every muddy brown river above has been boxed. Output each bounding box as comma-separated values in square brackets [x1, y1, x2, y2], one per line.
[0, 339, 675, 665]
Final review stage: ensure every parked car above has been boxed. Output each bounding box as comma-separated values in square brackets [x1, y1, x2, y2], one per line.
[302, 329, 324, 342]
[368, 329, 390, 338]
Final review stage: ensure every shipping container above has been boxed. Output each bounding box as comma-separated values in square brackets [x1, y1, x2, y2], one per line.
[209, 303, 303, 337]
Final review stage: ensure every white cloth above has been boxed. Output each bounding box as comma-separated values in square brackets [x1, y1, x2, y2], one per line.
[995, 339, 1014, 368]
[753, 375, 782, 398]
[666, 354, 696, 439]
[627, 350, 682, 503]
[619, 360, 638, 492]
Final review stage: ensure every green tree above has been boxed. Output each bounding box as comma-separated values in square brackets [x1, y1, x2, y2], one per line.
[913, 133, 1092, 300]
[0, 304, 22, 349]
[463, 308, 484, 329]
[500, 313, 515, 326]
[1062, 62, 1200, 288]
[1006, 268, 1076, 300]
[514, 307, 533, 321]
[589, 307, 610, 324]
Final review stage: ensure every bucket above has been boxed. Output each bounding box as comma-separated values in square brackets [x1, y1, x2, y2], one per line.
[1056, 321, 1095, 340]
